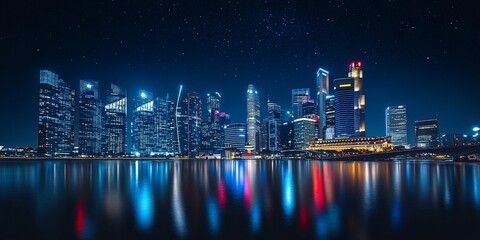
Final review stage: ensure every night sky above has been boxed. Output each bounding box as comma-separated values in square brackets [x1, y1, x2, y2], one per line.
[1, 0, 479, 147]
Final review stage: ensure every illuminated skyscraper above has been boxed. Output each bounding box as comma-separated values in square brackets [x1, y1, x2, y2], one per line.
[246, 84, 260, 151]
[224, 123, 247, 149]
[203, 92, 223, 149]
[415, 118, 440, 148]
[291, 88, 310, 119]
[177, 91, 202, 156]
[132, 90, 156, 156]
[386, 106, 408, 146]
[294, 118, 317, 149]
[78, 80, 103, 155]
[325, 95, 335, 140]
[104, 83, 127, 155]
[153, 94, 178, 155]
[334, 78, 355, 137]
[302, 98, 317, 117]
[316, 68, 329, 139]
[38, 70, 75, 156]
[348, 62, 366, 136]
[268, 100, 282, 151]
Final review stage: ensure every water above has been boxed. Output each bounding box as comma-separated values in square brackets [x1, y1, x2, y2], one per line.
[1, 159, 480, 239]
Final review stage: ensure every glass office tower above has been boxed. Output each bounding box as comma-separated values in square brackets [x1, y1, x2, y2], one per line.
[415, 118, 440, 148]
[267, 100, 282, 151]
[334, 78, 355, 137]
[348, 62, 366, 137]
[291, 88, 310, 119]
[386, 106, 408, 146]
[104, 83, 127, 155]
[132, 90, 156, 156]
[316, 68, 329, 139]
[177, 91, 202, 156]
[38, 70, 75, 156]
[78, 80, 103, 155]
[246, 84, 260, 151]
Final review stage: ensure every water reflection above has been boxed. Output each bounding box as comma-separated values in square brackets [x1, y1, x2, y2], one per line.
[1, 160, 480, 239]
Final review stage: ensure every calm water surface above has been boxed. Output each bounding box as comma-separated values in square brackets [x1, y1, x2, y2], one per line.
[1, 159, 480, 239]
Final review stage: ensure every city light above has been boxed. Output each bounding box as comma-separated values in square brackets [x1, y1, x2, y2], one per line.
[86, 83, 92, 89]
[473, 127, 480, 132]
[140, 92, 147, 98]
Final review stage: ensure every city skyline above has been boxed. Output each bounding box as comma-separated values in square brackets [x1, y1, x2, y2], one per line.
[1, 1, 479, 147]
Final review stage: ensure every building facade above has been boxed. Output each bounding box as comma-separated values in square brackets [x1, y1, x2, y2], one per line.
[132, 90, 156, 156]
[224, 123, 247, 149]
[334, 78, 355, 137]
[293, 118, 317, 149]
[386, 106, 408, 146]
[268, 101, 282, 151]
[78, 80, 103, 155]
[348, 62, 366, 137]
[247, 84, 261, 151]
[104, 83, 127, 155]
[38, 70, 75, 156]
[316, 68, 329, 139]
[291, 88, 310, 119]
[325, 95, 335, 140]
[415, 119, 440, 148]
[177, 91, 202, 156]
[307, 136, 392, 152]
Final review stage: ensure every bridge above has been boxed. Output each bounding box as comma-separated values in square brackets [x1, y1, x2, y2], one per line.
[281, 144, 480, 161]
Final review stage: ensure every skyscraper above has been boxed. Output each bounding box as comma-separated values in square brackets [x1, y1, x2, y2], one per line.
[224, 123, 247, 149]
[325, 95, 335, 140]
[348, 62, 366, 136]
[155, 93, 177, 155]
[302, 98, 317, 117]
[291, 88, 310, 119]
[415, 118, 440, 148]
[293, 118, 317, 149]
[246, 84, 260, 151]
[104, 83, 127, 155]
[203, 92, 223, 149]
[132, 90, 156, 156]
[386, 106, 408, 146]
[78, 80, 103, 155]
[177, 91, 202, 156]
[38, 70, 75, 156]
[165, 93, 177, 154]
[316, 68, 329, 139]
[334, 78, 355, 137]
[268, 100, 282, 151]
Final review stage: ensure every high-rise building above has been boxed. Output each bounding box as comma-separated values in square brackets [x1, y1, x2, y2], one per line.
[386, 106, 408, 146]
[224, 123, 247, 149]
[334, 78, 355, 137]
[104, 83, 127, 155]
[155, 96, 169, 154]
[415, 119, 440, 148]
[302, 98, 317, 117]
[78, 80, 103, 155]
[293, 118, 317, 149]
[348, 62, 366, 136]
[316, 68, 329, 139]
[260, 118, 269, 151]
[165, 93, 177, 154]
[246, 84, 260, 151]
[291, 88, 310, 119]
[268, 100, 282, 151]
[325, 95, 335, 140]
[38, 70, 75, 156]
[280, 121, 295, 150]
[203, 92, 223, 149]
[177, 91, 202, 156]
[132, 90, 156, 156]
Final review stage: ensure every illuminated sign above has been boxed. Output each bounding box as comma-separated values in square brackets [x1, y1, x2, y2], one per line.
[339, 84, 352, 88]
